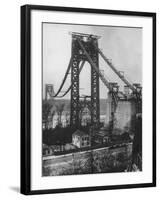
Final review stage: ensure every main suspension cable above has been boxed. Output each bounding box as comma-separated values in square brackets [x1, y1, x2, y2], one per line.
[52, 57, 73, 97]
[56, 60, 85, 98]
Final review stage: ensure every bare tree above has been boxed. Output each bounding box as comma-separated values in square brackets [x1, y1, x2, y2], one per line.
[79, 107, 91, 126]
[64, 111, 70, 127]
[42, 100, 54, 129]
[55, 103, 65, 126]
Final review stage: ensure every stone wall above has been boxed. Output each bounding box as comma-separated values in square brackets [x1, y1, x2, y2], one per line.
[43, 143, 133, 176]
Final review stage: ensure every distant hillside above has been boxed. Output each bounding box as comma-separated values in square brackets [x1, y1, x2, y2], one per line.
[44, 99, 107, 115]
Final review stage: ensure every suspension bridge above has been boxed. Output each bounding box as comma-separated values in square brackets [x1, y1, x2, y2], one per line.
[45, 32, 142, 129]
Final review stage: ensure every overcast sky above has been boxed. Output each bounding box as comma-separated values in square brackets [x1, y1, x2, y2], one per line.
[43, 23, 142, 99]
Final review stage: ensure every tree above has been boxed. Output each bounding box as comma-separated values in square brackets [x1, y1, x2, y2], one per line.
[59, 152, 93, 175]
[64, 111, 70, 127]
[42, 100, 54, 129]
[55, 103, 65, 126]
[132, 115, 142, 170]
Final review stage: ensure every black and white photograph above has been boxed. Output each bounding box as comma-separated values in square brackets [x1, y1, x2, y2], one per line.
[42, 23, 142, 176]
[20, 5, 156, 194]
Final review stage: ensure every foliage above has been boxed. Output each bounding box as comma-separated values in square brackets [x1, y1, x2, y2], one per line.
[132, 116, 142, 169]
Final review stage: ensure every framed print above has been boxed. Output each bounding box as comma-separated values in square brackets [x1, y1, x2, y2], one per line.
[21, 4, 156, 195]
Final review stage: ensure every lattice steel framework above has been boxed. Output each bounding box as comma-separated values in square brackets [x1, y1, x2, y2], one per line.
[70, 34, 100, 128]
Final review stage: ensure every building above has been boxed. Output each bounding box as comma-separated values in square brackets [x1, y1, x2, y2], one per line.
[93, 127, 110, 144]
[72, 130, 91, 148]
[42, 144, 53, 156]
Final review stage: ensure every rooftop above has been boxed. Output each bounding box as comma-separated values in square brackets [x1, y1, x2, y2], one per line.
[72, 129, 88, 137]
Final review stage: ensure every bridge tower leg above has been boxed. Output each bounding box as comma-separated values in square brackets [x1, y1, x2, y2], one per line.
[90, 39, 100, 127]
[70, 34, 100, 128]
[70, 39, 80, 127]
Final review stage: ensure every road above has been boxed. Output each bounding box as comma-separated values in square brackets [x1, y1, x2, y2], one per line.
[43, 151, 91, 168]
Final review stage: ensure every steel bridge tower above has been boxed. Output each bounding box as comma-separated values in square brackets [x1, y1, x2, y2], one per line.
[70, 33, 100, 128]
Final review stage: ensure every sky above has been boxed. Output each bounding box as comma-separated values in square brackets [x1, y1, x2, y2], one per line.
[43, 23, 142, 99]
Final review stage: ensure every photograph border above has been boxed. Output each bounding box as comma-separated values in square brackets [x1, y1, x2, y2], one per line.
[21, 4, 156, 195]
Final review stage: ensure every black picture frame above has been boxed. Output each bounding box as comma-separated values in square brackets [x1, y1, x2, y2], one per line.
[21, 4, 156, 195]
